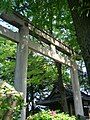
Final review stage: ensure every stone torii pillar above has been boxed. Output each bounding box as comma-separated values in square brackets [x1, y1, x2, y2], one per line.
[14, 24, 29, 120]
[70, 60, 84, 116]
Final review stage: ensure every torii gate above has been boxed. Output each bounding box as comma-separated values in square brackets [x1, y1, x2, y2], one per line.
[0, 12, 84, 120]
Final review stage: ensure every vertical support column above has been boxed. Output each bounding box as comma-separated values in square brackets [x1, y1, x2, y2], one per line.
[70, 61, 84, 116]
[14, 24, 29, 120]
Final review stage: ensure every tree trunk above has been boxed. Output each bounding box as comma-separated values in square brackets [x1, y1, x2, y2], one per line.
[67, 0, 90, 85]
[55, 62, 68, 113]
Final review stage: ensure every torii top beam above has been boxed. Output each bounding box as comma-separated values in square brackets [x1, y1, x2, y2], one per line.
[0, 12, 74, 56]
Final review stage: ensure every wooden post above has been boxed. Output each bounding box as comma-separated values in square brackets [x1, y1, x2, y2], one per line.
[14, 25, 29, 120]
[70, 61, 84, 116]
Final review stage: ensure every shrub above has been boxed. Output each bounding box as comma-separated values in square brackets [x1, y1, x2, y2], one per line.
[27, 110, 77, 120]
[0, 81, 24, 120]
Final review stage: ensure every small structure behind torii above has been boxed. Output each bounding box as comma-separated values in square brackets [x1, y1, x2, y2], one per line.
[0, 12, 84, 120]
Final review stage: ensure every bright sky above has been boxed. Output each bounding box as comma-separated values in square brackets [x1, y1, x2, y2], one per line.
[0, 18, 18, 32]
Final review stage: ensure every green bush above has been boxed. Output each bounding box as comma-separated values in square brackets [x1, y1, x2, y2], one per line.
[27, 110, 77, 120]
[0, 81, 24, 120]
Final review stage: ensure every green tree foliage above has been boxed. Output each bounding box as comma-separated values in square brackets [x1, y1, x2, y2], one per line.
[0, 0, 76, 43]
[0, 37, 16, 85]
[28, 52, 57, 86]
[0, 81, 23, 120]
[27, 110, 77, 120]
